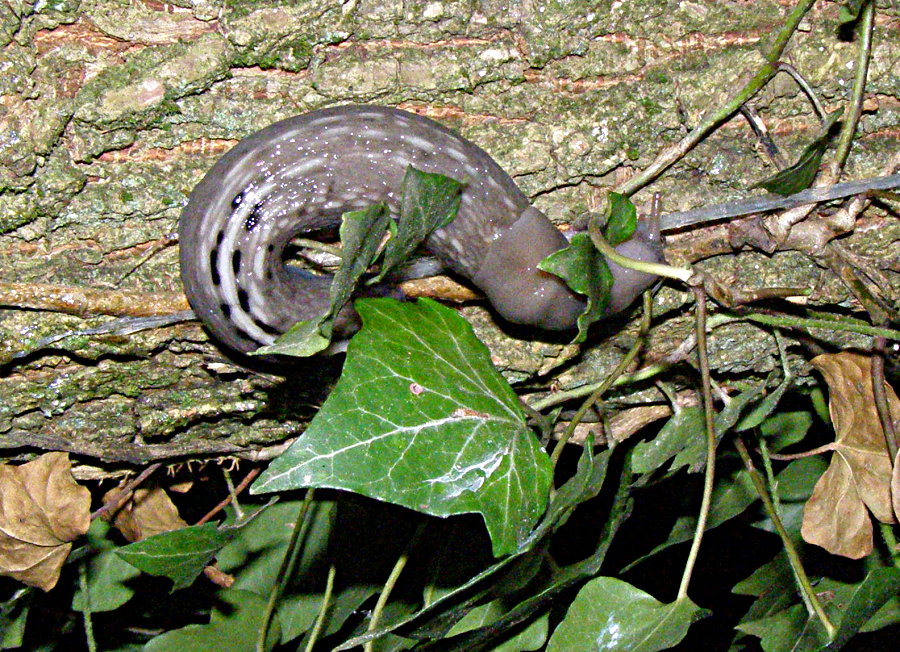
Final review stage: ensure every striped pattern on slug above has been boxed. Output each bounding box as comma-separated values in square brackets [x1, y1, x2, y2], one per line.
[178, 105, 658, 356]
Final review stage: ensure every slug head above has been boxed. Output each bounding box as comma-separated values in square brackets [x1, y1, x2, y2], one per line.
[472, 207, 585, 331]
[472, 207, 665, 331]
[605, 213, 665, 314]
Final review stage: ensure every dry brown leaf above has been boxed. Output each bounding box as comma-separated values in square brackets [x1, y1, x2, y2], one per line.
[0, 452, 91, 591]
[105, 486, 188, 543]
[801, 352, 900, 559]
[169, 481, 193, 494]
[892, 450, 900, 523]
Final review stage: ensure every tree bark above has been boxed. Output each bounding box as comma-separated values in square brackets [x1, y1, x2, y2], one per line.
[0, 1, 897, 465]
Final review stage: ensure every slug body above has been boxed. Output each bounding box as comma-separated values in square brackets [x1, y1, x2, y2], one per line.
[179, 105, 663, 355]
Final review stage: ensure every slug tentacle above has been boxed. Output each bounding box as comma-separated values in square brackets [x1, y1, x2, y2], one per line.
[178, 105, 663, 355]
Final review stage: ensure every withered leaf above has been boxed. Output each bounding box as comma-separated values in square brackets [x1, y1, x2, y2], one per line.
[801, 353, 900, 559]
[0, 452, 91, 591]
[104, 486, 189, 543]
[892, 450, 900, 523]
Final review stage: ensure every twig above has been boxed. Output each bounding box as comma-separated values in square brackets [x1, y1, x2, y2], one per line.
[91, 463, 162, 520]
[305, 564, 337, 652]
[549, 292, 653, 471]
[259, 489, 317, 652]
[365, 520, 428, 652]
[735, 437, 836, 638]
[872, 337, 898, 462]
[195, 467, 261, 526]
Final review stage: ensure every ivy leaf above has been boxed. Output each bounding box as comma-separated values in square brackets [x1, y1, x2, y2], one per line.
[753, 109, 843, 196]
[252, 298, 552, 557]
[826, 568, 900, 649]
[632, 406, 706, 474]
[838, 0, 865, 24]
[374, 166, 464, 282]
[116, 501, 273, 591]
[116, 523, 235, 591]
[603, 192, 638, 247]
[143, 589, 278, 651]
[547, 577, 708, 652]
[258, 166, 464, 358]
[538, 233, 613, 343]
[538, 192, 639, 343]
[255, 204, 390, 358]
[72, 521, 140, 613]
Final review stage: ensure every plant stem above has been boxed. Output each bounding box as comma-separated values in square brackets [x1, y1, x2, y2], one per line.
[305, 564, 337, 652]
[588, 220, 692, 282]
[365, 520, 428, 652]
[880, 524, 900, 570]
[735, 437, 836, 638]
[258, 489, 317, 652]
[618, 0, 817, 196]
[872, 336, 898, 461]
[735, 311, 900, 340]
[831, 0, 874, 172]
[79, 561, 97, 652]
[677, 284, 717, 600]
[549, 292, 653, 471]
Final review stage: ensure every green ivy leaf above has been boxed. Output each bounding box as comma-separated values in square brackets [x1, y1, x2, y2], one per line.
[448, 601, 549, 651]
[116, 523, 236, 591]
[826, 568, 900, 649]
[252, 298, 552, 557]
[116, 501, 273, 591]
[632, 406, 706, 474]
[0, 598, 27, 649]
[538, 233, 613, 344]
[838, 0, 864, 24]
[143, 589, 278, 651]
[72, 521, 140, 613]
[375, 166, 464, 282]
[737, 603, 826, 652]
[622, 467, 757, 572]
[759, 410, 813, 453]
[604, 192, 638, 246]
[547, 577, 709, 652]
[538, 192, 641, 343]
[753, 109, 843, 196]
[255, 204, 390, 358]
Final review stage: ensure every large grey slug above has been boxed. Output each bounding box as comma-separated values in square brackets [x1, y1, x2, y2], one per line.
[179, 105, 664, 355]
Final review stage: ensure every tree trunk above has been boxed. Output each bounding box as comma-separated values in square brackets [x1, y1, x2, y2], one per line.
[0, 1, 897, 466]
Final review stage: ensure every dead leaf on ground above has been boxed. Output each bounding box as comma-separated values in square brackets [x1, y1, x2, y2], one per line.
[801, 352, 900, 559]
[0, 452, 91, 591]
[103, 486, 189, 543]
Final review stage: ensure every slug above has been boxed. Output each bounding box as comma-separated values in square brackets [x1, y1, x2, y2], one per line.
[179, 105, 664, 355]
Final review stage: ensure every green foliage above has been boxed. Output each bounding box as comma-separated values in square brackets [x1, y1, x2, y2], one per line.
[6, 322, 900, 650]
[256, 166, 464, 358]
[116, 523, 238, 592]
[374, 167, 464, 282]
[72, 521, 140, 612]
[254, 298, 553, 557]
[256, 203, 391, 357]
[538, 192, 636, 342]
[753, 109, 844, 196]
[142, 589, 279, 651]
[547, 578, 709, 652]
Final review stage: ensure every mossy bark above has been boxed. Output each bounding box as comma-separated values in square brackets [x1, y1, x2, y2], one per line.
[0, 1, 897, 464]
